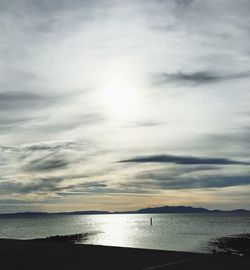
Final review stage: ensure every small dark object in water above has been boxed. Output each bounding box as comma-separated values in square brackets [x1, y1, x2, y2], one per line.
[150, 217, 153, 226]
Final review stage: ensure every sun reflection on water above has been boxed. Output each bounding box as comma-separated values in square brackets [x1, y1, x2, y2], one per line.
[80, 214, 155, 249]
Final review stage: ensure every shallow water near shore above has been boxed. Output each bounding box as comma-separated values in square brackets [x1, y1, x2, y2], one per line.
[0, 213, 249, 253]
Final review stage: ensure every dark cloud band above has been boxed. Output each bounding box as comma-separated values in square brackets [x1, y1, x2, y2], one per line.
[119, 154, 250, 165]
[153, 71, 250, 85]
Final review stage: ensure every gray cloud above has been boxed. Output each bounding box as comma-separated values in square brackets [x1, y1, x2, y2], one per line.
[0, 140, 85, 153]
[153, 71, 250, 86]
[123, 121, 161, 128]
[0, 116, 33, 132]
[23, 141, 82, 152]
[0, 180, 46, 195]
[35, 113, 104, 133]
[137, 165, 217, 181]
[19, 177, 64, 194]
[0, 91, 58, 111]
[204, 128, 250, 149]
[119, 154, 250, 165]
[0, 177, 107, 195]
[0, 199, 40, 205]
[26, 158, 69, 172]
[120, 170, 250, 191]
[59, 182, 108, 194]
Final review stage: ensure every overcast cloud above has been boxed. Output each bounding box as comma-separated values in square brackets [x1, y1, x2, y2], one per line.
[0, 0, 250, 212]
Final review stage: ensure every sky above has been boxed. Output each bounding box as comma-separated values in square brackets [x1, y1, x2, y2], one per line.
[0, 0, 250, 213]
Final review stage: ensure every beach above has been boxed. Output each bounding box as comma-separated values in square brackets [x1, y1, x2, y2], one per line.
[1, 239, 250, 270]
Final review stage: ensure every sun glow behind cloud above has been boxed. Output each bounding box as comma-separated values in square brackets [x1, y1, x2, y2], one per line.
[94, 59, 145, 123]
[99, 82, 141, 121]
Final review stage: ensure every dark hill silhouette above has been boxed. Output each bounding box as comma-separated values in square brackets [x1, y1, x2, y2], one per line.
[0, 205, 249, 217]
[137, 205, 210, 213]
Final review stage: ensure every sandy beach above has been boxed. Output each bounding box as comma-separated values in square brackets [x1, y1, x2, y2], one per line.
[0, 239, 249, 270]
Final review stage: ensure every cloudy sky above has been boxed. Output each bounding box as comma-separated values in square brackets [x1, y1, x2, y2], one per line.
[0, 0, 250, 213]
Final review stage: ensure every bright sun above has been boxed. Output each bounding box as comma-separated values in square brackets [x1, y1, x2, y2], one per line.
[100, 83, 140, 121]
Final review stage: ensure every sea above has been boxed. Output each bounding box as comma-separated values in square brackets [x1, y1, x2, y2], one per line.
[0, 213, 249, 253]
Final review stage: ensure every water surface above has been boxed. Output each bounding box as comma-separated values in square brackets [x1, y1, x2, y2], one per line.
[0, 213, 249, 253]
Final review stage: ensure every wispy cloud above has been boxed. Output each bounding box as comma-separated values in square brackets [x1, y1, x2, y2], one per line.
[25, 157, 69, 172]
[0, 140, 85, 152]
[23, 141, 83, 152]
[118, 162, 250, 190]
[0, 174, 107, 195]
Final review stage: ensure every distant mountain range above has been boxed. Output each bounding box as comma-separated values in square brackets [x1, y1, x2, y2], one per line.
[0, 205, 249, 217]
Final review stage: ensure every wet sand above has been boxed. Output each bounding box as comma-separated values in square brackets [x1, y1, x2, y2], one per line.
[0, 239, 250, 270]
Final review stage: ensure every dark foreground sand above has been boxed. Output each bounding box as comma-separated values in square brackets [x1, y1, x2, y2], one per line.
[0, 239, 250, 270]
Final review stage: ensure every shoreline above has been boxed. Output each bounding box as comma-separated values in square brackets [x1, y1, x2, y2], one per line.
[1, 238, 250, 270]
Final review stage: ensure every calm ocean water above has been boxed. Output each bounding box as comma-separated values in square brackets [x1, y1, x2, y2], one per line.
[0, 213, 249, 253]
